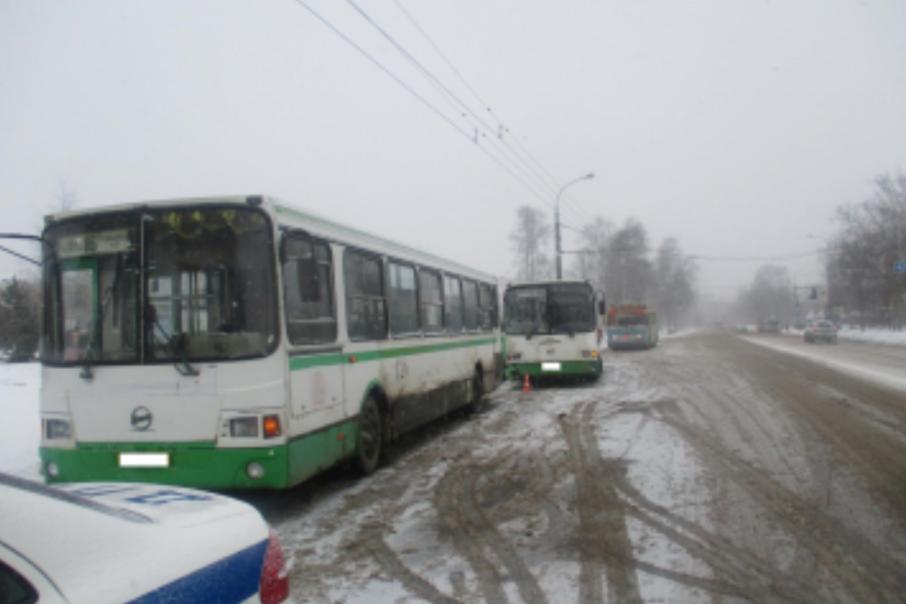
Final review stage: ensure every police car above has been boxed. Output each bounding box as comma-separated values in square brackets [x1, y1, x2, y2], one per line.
[0, 472, 290, 603]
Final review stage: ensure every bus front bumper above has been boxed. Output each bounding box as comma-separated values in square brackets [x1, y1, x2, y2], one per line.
[506, 359, 602, 378]
[39, 442, 290, 489]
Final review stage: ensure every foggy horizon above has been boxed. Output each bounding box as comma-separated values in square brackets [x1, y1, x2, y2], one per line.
[2, 0, 905, 302]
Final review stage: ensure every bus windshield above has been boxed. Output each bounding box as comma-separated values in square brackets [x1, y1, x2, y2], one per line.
[617, 315, 649, 327]
[504, 283, 595, 336]
[42, 206, 277, 365]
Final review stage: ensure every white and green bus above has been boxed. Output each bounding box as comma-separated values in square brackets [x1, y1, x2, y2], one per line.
[502, 281, 606, 381]
[39, 195, 500, 489]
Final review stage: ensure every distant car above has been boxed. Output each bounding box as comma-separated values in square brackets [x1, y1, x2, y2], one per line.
[0, 473, 290, 604]
[804, 320, 838, 344]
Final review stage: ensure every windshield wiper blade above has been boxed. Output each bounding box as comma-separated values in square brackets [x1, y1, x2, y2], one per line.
[151, 318, 200, 377]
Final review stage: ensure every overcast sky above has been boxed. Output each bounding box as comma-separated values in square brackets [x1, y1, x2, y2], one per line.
[2, 0, 905, 299]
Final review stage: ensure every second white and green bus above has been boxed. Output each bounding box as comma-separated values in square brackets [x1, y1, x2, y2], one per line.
[38, 195, 501, 489]
[502, 281, 606, 381]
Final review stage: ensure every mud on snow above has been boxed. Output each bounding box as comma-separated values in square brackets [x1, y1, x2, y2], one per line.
[254, 333, 906, 604]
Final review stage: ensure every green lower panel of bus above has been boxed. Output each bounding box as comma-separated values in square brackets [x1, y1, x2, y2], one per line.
[507, 359, 603, 378]
[40, 419, 359, 489]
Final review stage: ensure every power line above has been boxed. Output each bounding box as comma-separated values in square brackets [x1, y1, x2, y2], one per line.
[290, 0, 473, 140]
[388, 0, 598, 223]
[0, 244, 40, 267]
[688, 250, 822, 263]
[289, 0, 555, 208]
[344, 0, 567, 207]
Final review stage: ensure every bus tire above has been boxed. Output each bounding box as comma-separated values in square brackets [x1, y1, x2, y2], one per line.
[355, 396, 383, 475]
[469, 367, 485, 414]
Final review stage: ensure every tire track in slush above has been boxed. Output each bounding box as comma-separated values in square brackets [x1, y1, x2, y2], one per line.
[433, 459, 549, 604]
[559, 400, 643, 604]
[572, 398, 814, 603]
[654, 405, 904, 604]
[647, 373, 900, 602]
[364, 529, 460, 604]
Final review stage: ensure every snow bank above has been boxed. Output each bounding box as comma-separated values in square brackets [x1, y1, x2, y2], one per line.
[837, 326, 906, 347]
[742, 337, 906, 392]
[0, 362, 41, 479]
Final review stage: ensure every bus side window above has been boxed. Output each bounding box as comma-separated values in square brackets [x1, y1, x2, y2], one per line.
[443, 275, 463, 333]
[282, 235, 336, 345]
[344, 250, 387, 341]
[388, 261, 418, 336]
[462, 279, 479, 331]
[478, 283, 495, 331]
[418, 268, 443, 334]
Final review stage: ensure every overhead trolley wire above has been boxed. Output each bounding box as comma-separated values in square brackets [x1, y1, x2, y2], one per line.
[344, 0, 567, 207]
[289, 0, 556, 208]
[389, 0, 599, 224]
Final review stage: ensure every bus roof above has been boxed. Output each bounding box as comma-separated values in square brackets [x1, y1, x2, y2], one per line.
[44, 194, 500, 284]
[504, 280, 593, 289]
[270, 199, 499, 283]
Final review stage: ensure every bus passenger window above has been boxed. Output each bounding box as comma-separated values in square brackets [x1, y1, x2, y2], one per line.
[462, 279, 479, 331]
[344, 250, 387, 341]
[443, 275, 463, 332]
[418, 269, 443, 334]
[283, 236, 336, 345]
[478, 283, 497, 331]
[388, 262, 418, 336]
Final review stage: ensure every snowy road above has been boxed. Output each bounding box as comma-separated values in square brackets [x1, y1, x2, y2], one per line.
[252, 334, 906, 603]
[743, 332, 906, 392]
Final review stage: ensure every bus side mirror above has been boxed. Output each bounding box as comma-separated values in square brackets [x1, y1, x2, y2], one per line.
[597, 296, 606, 316]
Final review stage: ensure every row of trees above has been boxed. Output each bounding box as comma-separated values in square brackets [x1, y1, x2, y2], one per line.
[510, 206, 697, 328]
[735, 264, 796, 326]
[826, 173, 906, 327]
[0, 277, 40, 362]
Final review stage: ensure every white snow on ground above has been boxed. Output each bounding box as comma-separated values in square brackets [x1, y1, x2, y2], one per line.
[837, 326, 906, 347]
[0, 362, 41, 479]
[660, 327, 701, 340]
[787, 326, 906, 347]
[742, 336, 906, 392]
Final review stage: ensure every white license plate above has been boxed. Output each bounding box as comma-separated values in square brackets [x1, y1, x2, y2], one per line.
[541, 362, 562, 371]
[118, 452, 170, 468]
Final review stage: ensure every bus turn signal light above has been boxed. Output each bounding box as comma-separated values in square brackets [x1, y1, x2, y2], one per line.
[263, 415, 282, 439]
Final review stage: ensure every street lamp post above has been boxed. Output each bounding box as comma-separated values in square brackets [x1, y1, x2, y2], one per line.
[555, 172, 595, 280]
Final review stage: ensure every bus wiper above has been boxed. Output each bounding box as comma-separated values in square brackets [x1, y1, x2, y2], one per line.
[79, 283, 117, 381]
[151, 319, 200, 377]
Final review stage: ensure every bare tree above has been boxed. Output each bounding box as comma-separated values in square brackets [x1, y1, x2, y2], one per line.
[604, 219, 653, 305]
[574, 216, 612, 291]
[827, 172, 906, 326]
[740, 264, 794, 325]
[655, 237, 696, 328]
[55, 179, 78, 212]
[510, 205, 552, 281]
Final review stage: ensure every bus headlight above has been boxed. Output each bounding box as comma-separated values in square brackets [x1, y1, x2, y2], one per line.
[581, 350, 599, 358]
[507, 352, 522, 361]
[44, 419, 72, 440]
[229, 417, 259, 438]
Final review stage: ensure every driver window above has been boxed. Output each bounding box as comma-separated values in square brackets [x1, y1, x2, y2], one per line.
[282, 234, 336, 345]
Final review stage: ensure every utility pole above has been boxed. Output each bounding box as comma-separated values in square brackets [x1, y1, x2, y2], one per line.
[554, 172, 595, 280]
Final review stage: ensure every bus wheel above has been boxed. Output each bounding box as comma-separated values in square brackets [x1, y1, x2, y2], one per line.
[355, 397, 382, 475]
[469, 367, 485, 414]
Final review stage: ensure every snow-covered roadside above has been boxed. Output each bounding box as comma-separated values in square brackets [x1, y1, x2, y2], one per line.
[742, 336, 906, 392]
[661, 327, 700, 340]
[0, 363, 41, 479]
[837, 326, 906, 347]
